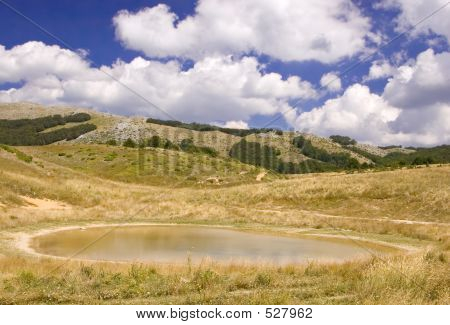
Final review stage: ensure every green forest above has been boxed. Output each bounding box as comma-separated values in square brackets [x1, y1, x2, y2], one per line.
[0, 113, 96, 145]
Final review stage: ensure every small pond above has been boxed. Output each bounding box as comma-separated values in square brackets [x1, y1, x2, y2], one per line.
[31, 225, 374, 264]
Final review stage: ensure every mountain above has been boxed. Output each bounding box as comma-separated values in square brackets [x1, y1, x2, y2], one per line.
[1, 102, 449, 176]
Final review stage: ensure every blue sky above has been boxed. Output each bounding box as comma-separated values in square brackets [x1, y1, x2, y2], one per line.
[0, 0, 449, 145]
[0, 1, 195, 64]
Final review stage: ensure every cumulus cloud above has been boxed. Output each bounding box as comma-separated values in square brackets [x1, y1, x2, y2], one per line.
[380, 0, 450, 42]
[320, 72, 342, 92]
[383, 49, 450, 108]
[290, 48, 450, 146]
[382, 48, 450, 145]
[293, 84, 401, 144]
[0, 41, 316, 123]
[215, 120, 249, 129]
[364, 60, 395, 80]
[388, 103, 450, 146]
[113, 0, 371, 63]
[0, 42, 89, 83]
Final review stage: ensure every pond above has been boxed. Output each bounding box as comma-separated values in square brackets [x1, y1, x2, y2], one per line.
[30, 225, 375, 264]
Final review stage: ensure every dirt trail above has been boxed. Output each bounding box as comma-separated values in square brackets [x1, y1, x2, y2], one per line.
[239, 207, 449, 226]
[256, 172, 267, 181]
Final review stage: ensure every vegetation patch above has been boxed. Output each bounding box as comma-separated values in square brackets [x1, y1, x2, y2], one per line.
[329, 135, 357, 146]
[104, 152, 118, 161]
[144, 135, 179, 150]
[230, 138, 361, 174]
[229, 139, 280, 170]
[105, 139, 117, 146]
[146, 117, 279, 137]
[293, 136, 361, 169]
[179, 139, 217, 157]
[347, 144, 450, 167]
[0, 144, 33, 163]
[122, 138, 136, 148]
[0, 114, 96, 146]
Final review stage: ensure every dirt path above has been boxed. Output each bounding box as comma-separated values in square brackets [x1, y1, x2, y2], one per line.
[256, 172, 267, 181]
[239, 207, 449, 226]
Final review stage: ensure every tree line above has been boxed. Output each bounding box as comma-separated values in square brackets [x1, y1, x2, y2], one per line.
[146, 117, 281, 137]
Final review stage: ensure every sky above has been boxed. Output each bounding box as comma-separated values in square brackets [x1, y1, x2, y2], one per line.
[0, 0, 449, 146]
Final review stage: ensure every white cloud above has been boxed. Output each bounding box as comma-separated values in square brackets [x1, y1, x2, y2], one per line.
[388, 103, 450, 146]
[0, 41, 89, 83]
[292, 84, 401, 144]
[290, 48, 450, 146]
[381, 0, 450, 42]
[364, 60, 395, 80]
[215, 120, 249, 129]
[113, 0, 371, 63]
[0, 41, 316, 124]
[320, 72, 342, 92]
[383, 49, 450, 108]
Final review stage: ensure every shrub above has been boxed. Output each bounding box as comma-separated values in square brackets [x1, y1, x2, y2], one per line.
[379, 145, 402, 149]
[104, 152, 118, 161]
[329, 135, 357, 146]
[0, 144, 14, 154]
[179, 139, 217, 157]
[147, 135, 162, 148]
[64, 113, 91, 123]
[123, 138, 136, 148]
[163, 139, 179, 150]
[15, 151, 33, 163]
[106, 139, 117, 146]
[412, 156, 434, 165]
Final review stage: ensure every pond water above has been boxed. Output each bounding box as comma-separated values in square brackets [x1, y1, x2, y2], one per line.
[31, 225, 373, 264]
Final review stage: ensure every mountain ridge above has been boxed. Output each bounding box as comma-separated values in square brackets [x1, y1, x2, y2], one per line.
[2, 102, 448, 174]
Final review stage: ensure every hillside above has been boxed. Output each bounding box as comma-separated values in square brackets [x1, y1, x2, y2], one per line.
[0, 102, 449, 305]
[2, 102, 450, 174]
[0, 133, 449, 304]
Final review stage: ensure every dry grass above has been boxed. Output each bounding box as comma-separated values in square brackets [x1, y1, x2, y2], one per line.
[0, 250, 448, 304]
[0, 144, 449, 304]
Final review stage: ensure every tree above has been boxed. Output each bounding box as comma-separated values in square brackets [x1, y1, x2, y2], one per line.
[329, 135, 357, 146]
[148, 135, 162, 148]
[123, 138, 136, 148]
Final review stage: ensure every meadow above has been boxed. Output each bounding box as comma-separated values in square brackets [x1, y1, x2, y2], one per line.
[0, 143, 448, 304]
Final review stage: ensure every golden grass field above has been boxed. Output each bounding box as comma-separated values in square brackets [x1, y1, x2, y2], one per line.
[0, 143, 448, 304]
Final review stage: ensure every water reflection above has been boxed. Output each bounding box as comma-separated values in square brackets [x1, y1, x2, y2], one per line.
[32, 226, 370, 264]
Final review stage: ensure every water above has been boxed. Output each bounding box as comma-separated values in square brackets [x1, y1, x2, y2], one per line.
[31, 225, 371, 264]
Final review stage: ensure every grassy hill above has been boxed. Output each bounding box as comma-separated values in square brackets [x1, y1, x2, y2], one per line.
[0, 133, 448, 304]
[3, 102, 449, 176]
[19, 144, 274, 187]
[0, 102, 449, 304]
